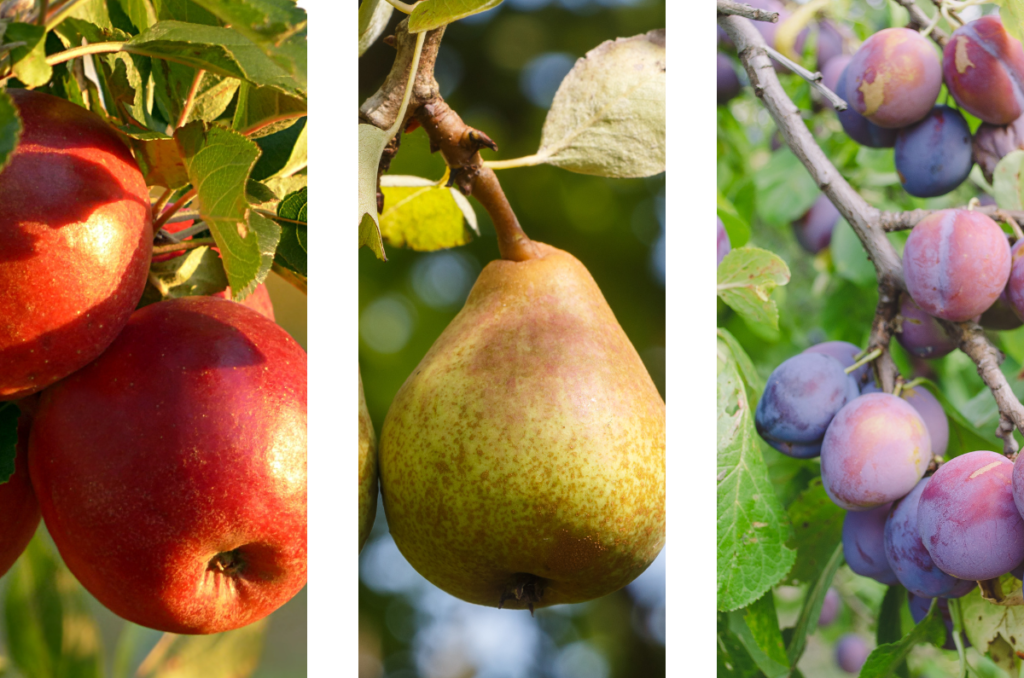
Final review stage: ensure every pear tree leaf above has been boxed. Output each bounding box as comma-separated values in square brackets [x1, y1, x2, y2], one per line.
[717, 336, 795, 612]
[189, 0, 306, 45]
[139, 246, 228, 307]
[359, 123, 389, 261]
[359, 0, 394, 56]
[379, 175, 476, 251]
[717, 247, 791, 332]
[4, 537, 104, 678]
[232, 81, 305, 137]
[786, 543, 843, 665]
[0, 402, 18, 484]
[274, 187, 306, 278]
[175, 121, 280, 299]
[783, 479, 844, 586]
[859, 600, 946, 678]
[534, 30, 664, 178]
[128, 21, 304, 97]
[143, 619, 268, 678]
[408, 0, 502, 33]
[0, 89, 22, 175]
[6, 22, 51, 87]
[1001, 0, 1024, 48]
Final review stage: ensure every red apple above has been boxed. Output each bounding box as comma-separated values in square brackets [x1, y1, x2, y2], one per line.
[29, 296, 306, 634]
[0, 399, 41, 577]
[0, 89, 152, 400]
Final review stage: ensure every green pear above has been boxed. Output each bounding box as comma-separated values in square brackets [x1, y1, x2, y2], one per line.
[379, 242, 665, 611]
[359, 369, 378, 552]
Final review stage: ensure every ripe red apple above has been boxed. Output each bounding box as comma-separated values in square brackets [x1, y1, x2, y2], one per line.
[0, 89, 152, 400]
[29, 296, 306, 634]
[0, 399, 41, 577]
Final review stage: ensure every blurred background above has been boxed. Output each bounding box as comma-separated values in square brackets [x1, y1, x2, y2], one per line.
[359, 1, 667, 677]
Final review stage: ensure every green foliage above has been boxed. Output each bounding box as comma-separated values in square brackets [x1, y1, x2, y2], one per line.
[784, 479, 844, 586]
[860, 600, 946, 678]
[717, 247, 791, 333]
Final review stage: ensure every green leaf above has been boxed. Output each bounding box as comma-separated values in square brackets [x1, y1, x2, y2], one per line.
[7, 22, 52, 87]
[534, 30, 665, 179]
[784, 479, 844, 585]
[245, 179, 277, 205]
[116, 0, 157, 31]
[408, 0, 502, 33]
[153, 0, 219, 24]
[785, 542, 842, 666]
[1001, 0, 1024, 48]
[231, 81, 305, 137]
[739, 593, 789, 677]
[359, 123, 389, 261]
[175, 121, 280, 299]
[918, 380, 1001, 458]
[859, 598, 946, 678]
[4, 536, 104, 678]
[274, 188, 306, 279]
[831, 218, 876, 287]
[876, 586, 911, 678]
[718, 614, 765, 678]
[718, 336, 795, 612]
[139, 246, 228, 307]
[0, 88, 23, 175]
[251, 116, 305, 180]
[379, 176, 476, 251]
[718, 192, 750, 249]
[145, 619, 267, 678]
[128, 20, 304, 97]
[961, 584, 1024, 666]
[993, 149, 1024, 211]
[359, 0, 394, 56]
[716, 328, 763, 397]
[190, 0, 305, 44]
[126, 132, 190, 189]
[717, 247, 791, 332]
[753, 149, 819, 226]
[0, 402, 19, 484]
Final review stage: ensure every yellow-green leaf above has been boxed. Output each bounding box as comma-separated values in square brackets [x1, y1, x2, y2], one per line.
[379, 176, 475, 251]
[717, 247, 791, 332]
[359, 0, 394, 56]
[358, 123, 389, 260]
[408, 0, 502, 34]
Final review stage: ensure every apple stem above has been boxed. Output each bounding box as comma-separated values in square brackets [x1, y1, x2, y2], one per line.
[153, 189, 197, 231]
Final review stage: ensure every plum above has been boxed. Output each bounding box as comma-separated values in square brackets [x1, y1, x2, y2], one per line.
[792, 194, 840, 254]
[1006, 449, 1024, 534]
[819, 587, 841, 627]
[944, 16, 1024, 125]
[884, 478, 969, 598]
[804, 340, 870, 389]
[980, 288, 1024, 330]
[815, 20, 848, 72]
[717, 216, 730, 266]
[718, 53, 741, 106]
[834, 64, 900, 147]
[895, 296, 957, 360]
[918, 451, 1024, 581]
[844, 27, 942, 129]
[755, 353, 860, 459]
[973, 115, 1024, 184]
[835, 634, 870, 674]
[821, 393, 931, 510]
[901, 385, 949, 458]
[1002, 240, 1024, 322]
[903, 209, 1011, 322]
[894, 106, 973, 198]
[843, 502, 899, 585]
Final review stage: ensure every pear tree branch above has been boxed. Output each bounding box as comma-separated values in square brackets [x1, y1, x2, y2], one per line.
[718, 6, 1024, 448]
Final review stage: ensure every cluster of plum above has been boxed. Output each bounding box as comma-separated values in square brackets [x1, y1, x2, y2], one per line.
[720, 5, 1024, 203]
[754, 205, 1024, 646]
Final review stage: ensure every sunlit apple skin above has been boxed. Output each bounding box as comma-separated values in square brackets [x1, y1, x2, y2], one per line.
[29, 297, 307, 634]
[0, 398, 41, 577]
[0, 89, 152, 400]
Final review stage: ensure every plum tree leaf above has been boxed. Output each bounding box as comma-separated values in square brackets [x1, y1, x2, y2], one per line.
[784, 479, 844, 585]
[786, 542, 842, 665]
[408, 0, 502, 33]
[717, 247, 791, 332]
[917, 380, 1000, 458]
[717, 328, 763, 397]
[753, 149, 819, 226]
[176, 121, 281, 299]
[726, 593, 789, 678]
[379, 175, 476, 251]
[718, 613, 763, 678]
[139, 246, 228, 307]
[359, 123, 389, 261]
[6, 22, 51, 87]
[831, 218, 877, 288]
[0, 402, 18, 484]
[876, 586, 911, 677]
[274, 187, 307, 278]
[128, 21, 304, 97]
[4, 537, 104, 678]
[718, 192, 750, 249]
[961, 584, 1024, 663]
[142, 618, 268, 678]
[189, 0, 306, 45]
[859, 599, 946, 678]
[532, 30, 664, 178]
[992, 149, 1024, 210]
[0, 88, 22, 175]
[359, 0, 394, 56]
[718, 336, 795, 612]
[1000, 0, 1024, 48]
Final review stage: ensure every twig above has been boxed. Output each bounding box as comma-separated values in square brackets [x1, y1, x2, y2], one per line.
[763, 46, 847, 110]
[272, 262, 307, 295]
[999, 209, 1024, 241]
[717, 0, 779, 23]
[997, 413, 1019, 458]
[880, 205, 1024, 232]
[176, 69, 205, 129]
[153, 189, 196, 230]
[151, 238, 216, 255]
[893, 0, 950, 47]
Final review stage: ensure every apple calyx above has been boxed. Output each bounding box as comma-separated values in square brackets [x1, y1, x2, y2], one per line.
[208, 548, 247, 577]
[498, 573, 545, 616]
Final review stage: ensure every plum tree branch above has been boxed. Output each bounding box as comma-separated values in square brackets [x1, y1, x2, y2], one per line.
[717, 0, 779, 23]
[879, 205, 1024, 232]
[762, 45, 847, 111]
[893, 0, 950, 47]
[718, 5, 1024, 446]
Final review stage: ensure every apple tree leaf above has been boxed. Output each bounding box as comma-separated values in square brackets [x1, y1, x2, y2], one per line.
[0, 88, 22, 175]
[153, 0, 219, 24]
[359, 123, 389, 261]
[252, 117, 305, 180]
[859, 599, 946, 678]
[379, 175, 476, 251]
[116, 0, 157, 32]
[717, 336, 795, 612]
[274, 187, 307, 279]
[359, 0, 394, 56]
[128, 21, 304, 97]
[139, 246, 229, 307]
[6, 22, 51, 87]
[122, 129, 190, 189]
[190, 0, 306, 44]
[717, 247, 791, 332]
[4, 537, 104, 678]
[175, 121, 280, 300]
[534, 30, 665, 178]
[0, 402, 18, 484]
[408, 0, 502, 34]
[232, 81, 305, 137]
